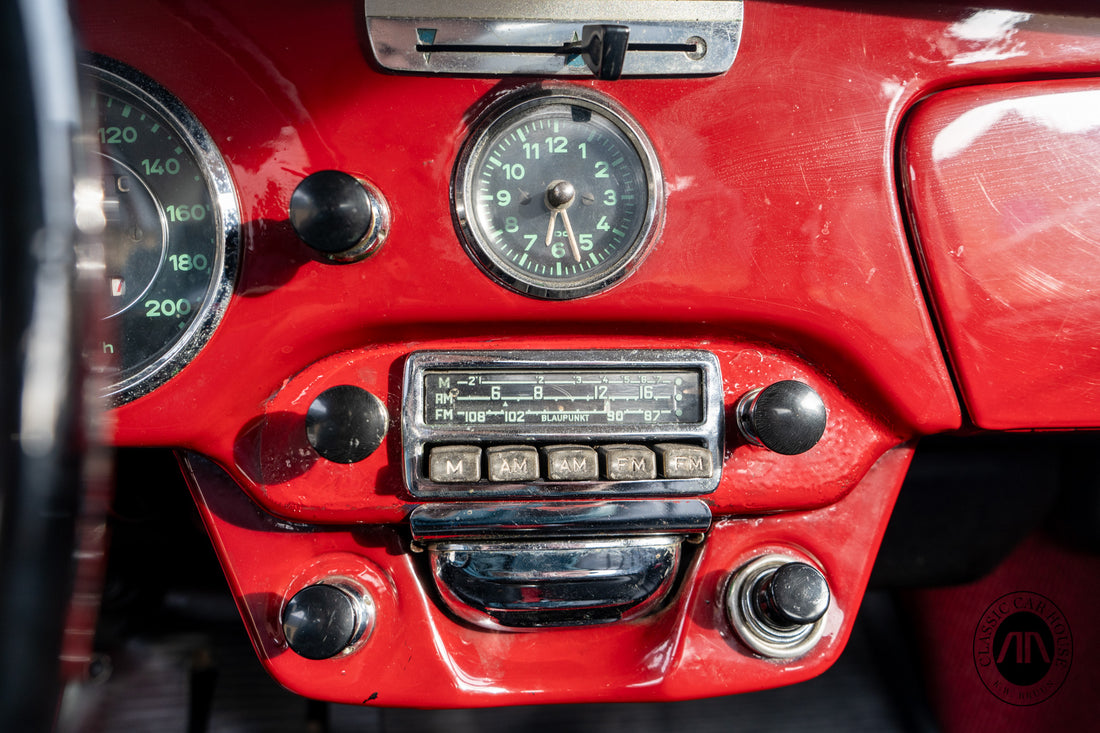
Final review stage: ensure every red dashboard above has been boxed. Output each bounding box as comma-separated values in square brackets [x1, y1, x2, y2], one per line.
[69, 0, 1100, 719]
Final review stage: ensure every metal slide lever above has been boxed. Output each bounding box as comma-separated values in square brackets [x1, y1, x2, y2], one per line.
[582, 25, 630, 80]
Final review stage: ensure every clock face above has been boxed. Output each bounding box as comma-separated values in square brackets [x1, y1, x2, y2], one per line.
[453, 89, 662, 300]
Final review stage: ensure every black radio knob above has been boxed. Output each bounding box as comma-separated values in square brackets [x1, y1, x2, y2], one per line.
[282, 584, 372, 660]
[305, 385, 388, 464]
[289, 170, 388, 262]
[735, 380, 826, 455]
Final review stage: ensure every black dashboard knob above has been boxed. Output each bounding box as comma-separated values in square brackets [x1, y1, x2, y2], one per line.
[305, 385, 388, 464]
[289, 170, 388, 262]
[735, 380, 826, 455]
[282, 584, 371, 660]
[753, 561, 830, 628]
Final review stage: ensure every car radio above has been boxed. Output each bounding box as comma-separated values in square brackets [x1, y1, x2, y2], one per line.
[401, 349, 724, 498]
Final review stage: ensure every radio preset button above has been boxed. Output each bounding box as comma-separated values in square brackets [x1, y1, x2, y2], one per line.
[544, 445, 599, 481]
[654, 444, 713, 479]
[428, 445, 482, 483]
[599, 445, 657, 481]
[486, 445, 539, 482]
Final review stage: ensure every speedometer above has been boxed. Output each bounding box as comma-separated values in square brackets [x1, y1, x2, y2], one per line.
[86, 58, 239, 404]
[453, 88, 662, 300]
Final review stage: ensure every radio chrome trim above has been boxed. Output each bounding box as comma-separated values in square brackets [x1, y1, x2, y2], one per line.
[409, 499, 713, 542]
[402, 349, 723, 498]
[427, 535, 685, 628]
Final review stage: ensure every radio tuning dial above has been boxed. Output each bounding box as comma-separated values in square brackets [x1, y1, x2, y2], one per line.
[736, 381, 826, 455]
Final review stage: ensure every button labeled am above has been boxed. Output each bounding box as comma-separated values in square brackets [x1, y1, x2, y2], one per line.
[487, 445, 539, 482]
[544, 445, 599, 481]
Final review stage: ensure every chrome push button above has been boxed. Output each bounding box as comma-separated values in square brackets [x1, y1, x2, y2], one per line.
[654, 443, 712, 479]
[544, 445, 599, 481]
[486, 445, 539, 482]
[428, 445, 481, 482]
[598, 444, 657, 480]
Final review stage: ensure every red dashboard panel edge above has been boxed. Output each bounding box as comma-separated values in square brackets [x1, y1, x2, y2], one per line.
[183, 444, 914, 707]
[903, 78, 1100, 430]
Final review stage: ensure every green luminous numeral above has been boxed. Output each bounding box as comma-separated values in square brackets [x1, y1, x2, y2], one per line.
[168, 254, 209, 272]
[141, 158, 180, 176]
[545, 136, 567, 154]
[165, 204, 209, 223]
[594, 161, 609, 178]
[144, 298, 193, 318]
[98, 126, 137, 144]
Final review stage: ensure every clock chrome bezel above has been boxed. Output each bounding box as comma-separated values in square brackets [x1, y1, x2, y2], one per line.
[452, 87, 663, 300]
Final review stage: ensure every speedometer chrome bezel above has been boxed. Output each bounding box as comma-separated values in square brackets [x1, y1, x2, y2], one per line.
[85, 56, 240, 405]
[452, 86, 663, 300]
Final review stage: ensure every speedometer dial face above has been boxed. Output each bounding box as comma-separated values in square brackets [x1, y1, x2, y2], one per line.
[453, 89, 662, 300]
[86, 59, 239, 404]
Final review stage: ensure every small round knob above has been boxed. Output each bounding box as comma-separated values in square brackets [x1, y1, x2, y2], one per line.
[305, 385, 388, 464]
[282, 584, 371, 660]
[289, 170, 388, 262]
[754, 562, 830, 628]
[736, 380, 826, 455]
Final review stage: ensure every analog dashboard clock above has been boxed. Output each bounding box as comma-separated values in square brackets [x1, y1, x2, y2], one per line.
[452, 87, 663, 300]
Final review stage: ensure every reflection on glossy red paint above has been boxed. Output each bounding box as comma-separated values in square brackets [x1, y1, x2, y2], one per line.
[904, 79, 1100, 429]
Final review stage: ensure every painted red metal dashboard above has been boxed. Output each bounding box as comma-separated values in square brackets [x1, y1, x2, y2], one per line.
[78, 0, 1100, 707]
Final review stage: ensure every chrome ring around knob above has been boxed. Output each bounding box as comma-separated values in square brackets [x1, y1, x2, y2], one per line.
[282, 583, 374, 660]
[289, 170, 390, 263]
[725, 554, 830, 659]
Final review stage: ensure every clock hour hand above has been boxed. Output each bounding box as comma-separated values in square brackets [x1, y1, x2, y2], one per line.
[544, 180, 580, 261]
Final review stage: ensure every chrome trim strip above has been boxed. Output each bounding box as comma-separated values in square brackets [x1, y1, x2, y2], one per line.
[427, 535, 685, 628]
[365, 5, 743, 77]
[410, 499, 712, 541]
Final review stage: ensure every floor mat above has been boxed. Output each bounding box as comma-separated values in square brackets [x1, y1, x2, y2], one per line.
[58, 591, 933, 733]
